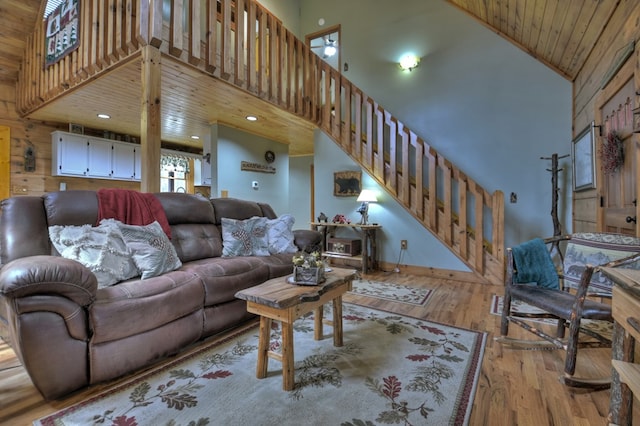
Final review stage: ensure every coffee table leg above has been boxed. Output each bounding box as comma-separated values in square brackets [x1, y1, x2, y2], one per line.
[256, 316, 271, 379]
[282, 321, 295, 390]
[314, 306, 324, 340]
[333, 296, 343, 346]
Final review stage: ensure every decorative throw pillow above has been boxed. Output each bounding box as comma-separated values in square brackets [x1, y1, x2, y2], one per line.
[221, 216, 270, 257]
[266, 214, 298, 254]
[110, 219, 182, 279]
[48, 222, 139, 288]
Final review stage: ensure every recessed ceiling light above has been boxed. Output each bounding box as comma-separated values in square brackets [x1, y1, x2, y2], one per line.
[97, 113, 111, 119]
[190, 135, 200, 140]
[246, 115, 258, 121]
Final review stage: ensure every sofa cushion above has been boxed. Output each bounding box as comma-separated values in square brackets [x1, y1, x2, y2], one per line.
[90, 270, 204, 344]
[114, 220, 183, 279]
[48, 222, 138, 288]
[210, 198, 263, 223]
[221, 216, 270, 257]
[170, 223, 223, 262]
[181, 257, 270, 306]
[266, 214, 298, 254]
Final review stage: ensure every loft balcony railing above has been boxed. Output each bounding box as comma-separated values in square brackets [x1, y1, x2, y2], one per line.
[16, 0, 504, 284]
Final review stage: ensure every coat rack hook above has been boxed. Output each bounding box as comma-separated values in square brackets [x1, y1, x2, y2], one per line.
[592, 123, 603, 136]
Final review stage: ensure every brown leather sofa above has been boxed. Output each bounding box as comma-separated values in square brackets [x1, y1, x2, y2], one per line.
[0, 190, 321, 400]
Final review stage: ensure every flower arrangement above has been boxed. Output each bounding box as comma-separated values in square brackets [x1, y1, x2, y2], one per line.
[292, 251, 325, 285]
[292, 251, 324, 268]
[599, 131, 624, 175]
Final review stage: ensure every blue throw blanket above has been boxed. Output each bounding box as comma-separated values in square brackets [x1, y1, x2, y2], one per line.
[511, 238, 559, 289]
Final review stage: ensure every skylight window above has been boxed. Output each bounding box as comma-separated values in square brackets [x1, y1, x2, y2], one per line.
[44, 0, 66, 18]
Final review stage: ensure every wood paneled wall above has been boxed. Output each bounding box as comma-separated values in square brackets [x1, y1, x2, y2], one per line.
[0, 80, 139, 199]
[572, 1, 640, 232]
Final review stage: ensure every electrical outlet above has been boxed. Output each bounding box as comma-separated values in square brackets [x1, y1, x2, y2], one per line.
[400, 240, 408, 250]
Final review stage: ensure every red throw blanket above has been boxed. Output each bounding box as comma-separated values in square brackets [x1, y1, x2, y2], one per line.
[96, 189, 172, 238]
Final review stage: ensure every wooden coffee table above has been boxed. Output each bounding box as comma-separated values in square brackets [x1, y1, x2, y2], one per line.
[235, 267, 357, 390]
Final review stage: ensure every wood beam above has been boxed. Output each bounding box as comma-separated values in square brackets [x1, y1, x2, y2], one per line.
[140, 45, 161, 193]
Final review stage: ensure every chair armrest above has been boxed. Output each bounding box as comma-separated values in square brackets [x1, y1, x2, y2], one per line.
[293, 229, 323, 253]
[0, 255, 97, 307]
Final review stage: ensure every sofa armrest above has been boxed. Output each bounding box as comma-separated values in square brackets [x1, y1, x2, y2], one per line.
[0, 255, 97, 307]
[293, 229, 323, 253]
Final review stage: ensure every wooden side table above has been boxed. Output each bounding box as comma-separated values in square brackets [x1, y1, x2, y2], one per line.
[235, 268, 357, 391]
[599, 267, 640, 426]
[310, 222, 381, 273]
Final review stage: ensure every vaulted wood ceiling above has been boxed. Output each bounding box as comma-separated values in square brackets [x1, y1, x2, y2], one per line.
[0, 0, 620, 152]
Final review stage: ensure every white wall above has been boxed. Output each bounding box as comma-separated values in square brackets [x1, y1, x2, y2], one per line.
[215, 125, 290, 215]
[300, 0, 572, 264]
[289, 155, 314, 227]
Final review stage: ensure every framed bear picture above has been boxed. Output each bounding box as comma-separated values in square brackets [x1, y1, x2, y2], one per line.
[334, 171, 361, 197]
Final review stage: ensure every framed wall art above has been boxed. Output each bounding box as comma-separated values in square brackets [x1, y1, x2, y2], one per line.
[333, 170, 361, 197]
[572, 122, 596, 191]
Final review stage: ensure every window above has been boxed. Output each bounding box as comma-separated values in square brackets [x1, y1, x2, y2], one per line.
[44, 0, 66, 17]
[160, 153, 191, 193]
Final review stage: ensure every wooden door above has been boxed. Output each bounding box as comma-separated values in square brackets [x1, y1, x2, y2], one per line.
[598, 77, 636, 235]
[0, 126, 9, 200]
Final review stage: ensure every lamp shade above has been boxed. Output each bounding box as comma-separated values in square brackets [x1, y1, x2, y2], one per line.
[357, 189, 378, 203]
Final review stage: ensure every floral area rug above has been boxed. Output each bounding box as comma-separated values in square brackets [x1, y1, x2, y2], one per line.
[35, 304, 486, 426]
[490, 294, 612, 338]
[350, 279, 433, 306]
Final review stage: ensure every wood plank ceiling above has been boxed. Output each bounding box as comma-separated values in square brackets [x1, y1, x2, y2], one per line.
[0, 0, 621, 154]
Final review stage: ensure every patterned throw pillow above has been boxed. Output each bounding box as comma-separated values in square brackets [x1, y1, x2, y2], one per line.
[110, 220, 182, 279]
[48, 222, 139, 288]
[221, 216, 270, 257]
[266, 214, 298, 254]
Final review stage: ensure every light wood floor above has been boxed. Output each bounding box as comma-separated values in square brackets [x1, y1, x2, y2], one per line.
[1, 271, 638, 425]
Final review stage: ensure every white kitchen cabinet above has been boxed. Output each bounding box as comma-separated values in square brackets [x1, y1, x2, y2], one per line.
[52, 132, 89, 176]
[112, 141, 140, 180]
[52, 131, 141, 181]
[88, 139, 112, 178]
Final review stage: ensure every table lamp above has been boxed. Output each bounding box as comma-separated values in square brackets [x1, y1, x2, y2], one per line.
[356, 189, 378, 225]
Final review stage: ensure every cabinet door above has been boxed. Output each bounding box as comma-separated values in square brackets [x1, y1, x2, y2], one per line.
[112, 142, 136, 180]
[56, 133, 89, 176]
[88, 139, 112, 178]
[134, 147, 141, 181]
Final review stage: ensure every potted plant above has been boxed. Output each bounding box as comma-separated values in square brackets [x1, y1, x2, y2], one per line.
[292, 251, 326, 285]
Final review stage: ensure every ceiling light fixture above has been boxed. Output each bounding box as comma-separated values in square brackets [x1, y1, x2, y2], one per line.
[97, 113, 111, 119]
[323, 40, 337, 58]
[399, 53, 420, 72]
[246, 115, 258, 121]
[190, 135, 200, 140]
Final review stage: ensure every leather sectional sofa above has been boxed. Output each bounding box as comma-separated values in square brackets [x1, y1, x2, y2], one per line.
[0, 190, 321, 400]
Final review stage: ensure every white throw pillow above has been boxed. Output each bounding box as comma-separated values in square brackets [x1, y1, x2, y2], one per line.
[48, 222, 139, 288]
[109, 219, 182, 280]
[266, 214, 298, 254]
[221, 216, 270, 257]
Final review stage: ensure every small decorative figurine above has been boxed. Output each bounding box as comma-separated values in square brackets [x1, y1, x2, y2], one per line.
[332, 214, 351, 224]
[317, 212, 328, 223]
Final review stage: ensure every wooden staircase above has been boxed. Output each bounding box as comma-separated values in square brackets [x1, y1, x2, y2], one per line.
[16, 0, 504, 284]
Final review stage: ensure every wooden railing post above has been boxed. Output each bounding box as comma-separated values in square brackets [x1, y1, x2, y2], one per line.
[140, 45, 162, 193]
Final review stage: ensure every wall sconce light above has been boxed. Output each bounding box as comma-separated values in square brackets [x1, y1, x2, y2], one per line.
[24, 146, 36, 172]
[399, 54, 420, 72]
[356, 189, 378, 225]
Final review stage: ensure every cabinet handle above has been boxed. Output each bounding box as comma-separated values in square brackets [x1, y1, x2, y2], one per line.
[626, 317, 640, 334]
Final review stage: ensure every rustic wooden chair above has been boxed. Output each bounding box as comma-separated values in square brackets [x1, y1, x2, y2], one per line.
[496, 233, 640, 389]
